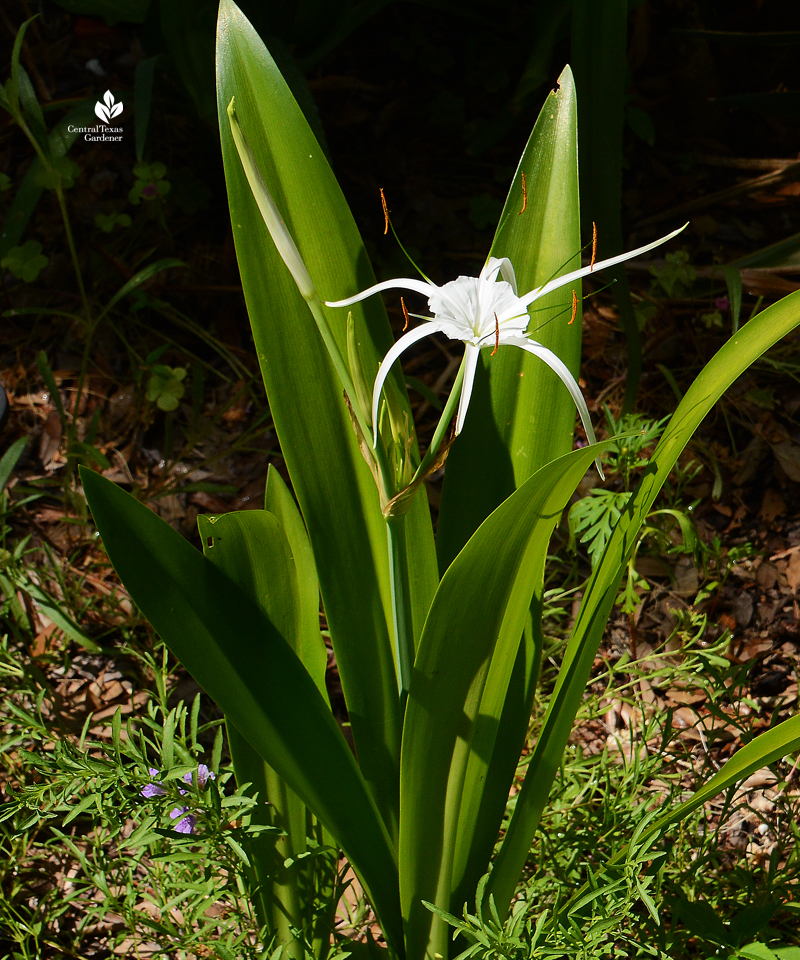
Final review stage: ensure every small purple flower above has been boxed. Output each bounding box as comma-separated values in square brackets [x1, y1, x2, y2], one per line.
[141, 183, 159, 199]
[141, 768, 166, 798]
[715, 296, 729, 311]
[183, 764, 216, 788]
[170, 806, 197, 835]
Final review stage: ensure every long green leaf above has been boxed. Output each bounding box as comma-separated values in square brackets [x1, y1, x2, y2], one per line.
[640, 714, 800, 851]
[487, 288, 800, 916]
[216, 0, 437, 835]
[400, 441, 606, 960]
[432, 64, 584, 921]
[198, 506, 330, 958]
[562, 712, 800, 920]
[436, 65, 582, 572]
[81, 468, 403, 951]
[264, 464, 328, 693]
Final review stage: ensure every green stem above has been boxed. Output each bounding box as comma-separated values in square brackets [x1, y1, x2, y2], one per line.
[306, 298, 370, 441]
[386, 513, 414, 710]
[55, 182, 94, 422]
[384, 355, 469, 707]
[407, 354, 467, 487]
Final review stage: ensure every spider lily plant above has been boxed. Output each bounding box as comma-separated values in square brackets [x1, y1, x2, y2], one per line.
[82, 4, 800, 960]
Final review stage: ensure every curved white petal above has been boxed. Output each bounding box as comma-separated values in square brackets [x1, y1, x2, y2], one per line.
[505, 337, 604, 478]
[454, 343, 481, 436]
[372, 321, 443, 445]
[519, 223, 688, 308]
[481, 256, 518, 294]
[326, 277, 436, 308]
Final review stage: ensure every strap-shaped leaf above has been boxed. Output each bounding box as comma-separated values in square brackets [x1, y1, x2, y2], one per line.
[81, 468, 403, 951]
[264, 465, 328, 694]
[216, 0, 438, 834]
[437, 65, 582, 572]
[199, 507, 331, 957]
[487, 288, 800, 916]
[400, 441, 607, 960]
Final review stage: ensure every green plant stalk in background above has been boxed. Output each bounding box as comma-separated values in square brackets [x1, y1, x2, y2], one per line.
[80, 4, 800, 960]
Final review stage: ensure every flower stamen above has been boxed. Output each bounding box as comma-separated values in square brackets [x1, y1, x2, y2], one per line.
[381, 188, 390, 235]
[518, 172, 527, 216]
[591, 222, 598, 271]
[491, 312, 500, 355]
[401, 296, 410, 332]
[569, 289, 578, 325]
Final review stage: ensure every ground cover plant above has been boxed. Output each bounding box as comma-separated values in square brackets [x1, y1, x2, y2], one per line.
[4, 1, 794, 956]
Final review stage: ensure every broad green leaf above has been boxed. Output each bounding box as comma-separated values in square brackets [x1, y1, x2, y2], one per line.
[437, 65, 582, 572]
[431, 65, 584, 924]
[264, 465, 327, 694]
[198, 507, 331, 957]
[217, 0, 437, 834]
[487, 288, 800, 917]
[400, 441, 607, 960]
[81, 468, 403, 952]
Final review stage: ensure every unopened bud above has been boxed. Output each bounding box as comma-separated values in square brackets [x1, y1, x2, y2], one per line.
[227, 98, 317, 301]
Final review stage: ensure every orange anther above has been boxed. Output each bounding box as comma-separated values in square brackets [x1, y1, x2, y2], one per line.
[569, 289, 578, 325]
[518, 171, 527, 216]
[590, 221, 597, 271]
[400, 296, 410, 332]
[380, 188, 390, 235]
[491, 312, 500, 355]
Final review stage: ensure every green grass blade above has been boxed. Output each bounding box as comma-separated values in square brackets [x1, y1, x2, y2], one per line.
[487, 288, 800, 917]
[0, 437, 28, 493]
[641, 714, 800, 847]
[82, 468, 403, 951]
[436, 65, 582, 573]
[562, 713, 800, 919]
[216, 0, 438, 834]
[400, 442, 607, 960]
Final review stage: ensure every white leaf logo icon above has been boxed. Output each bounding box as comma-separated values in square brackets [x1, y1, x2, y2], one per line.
[94, 90, 122, 124]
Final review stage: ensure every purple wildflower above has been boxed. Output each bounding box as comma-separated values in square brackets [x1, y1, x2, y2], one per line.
[715, 296, 729, 311]
[141, 767, 166, 798]
[170, 806, 197, 835]
[183, 764, 216, 788]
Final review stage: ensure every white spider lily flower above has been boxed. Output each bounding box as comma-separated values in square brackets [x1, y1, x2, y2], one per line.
[325, 224, 686, 445]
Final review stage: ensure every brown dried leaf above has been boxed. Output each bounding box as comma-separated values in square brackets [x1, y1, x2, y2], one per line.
[760, 488, 787, 523]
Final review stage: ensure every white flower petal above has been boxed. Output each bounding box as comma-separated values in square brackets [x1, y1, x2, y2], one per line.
[481, 256, 518, 294]
[454, 343, 481, 435]
[372, 321, 443, 444]
[519, 223, 688, 308]
[504, 336, 604, 478]
[326, 277, 436, 308]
